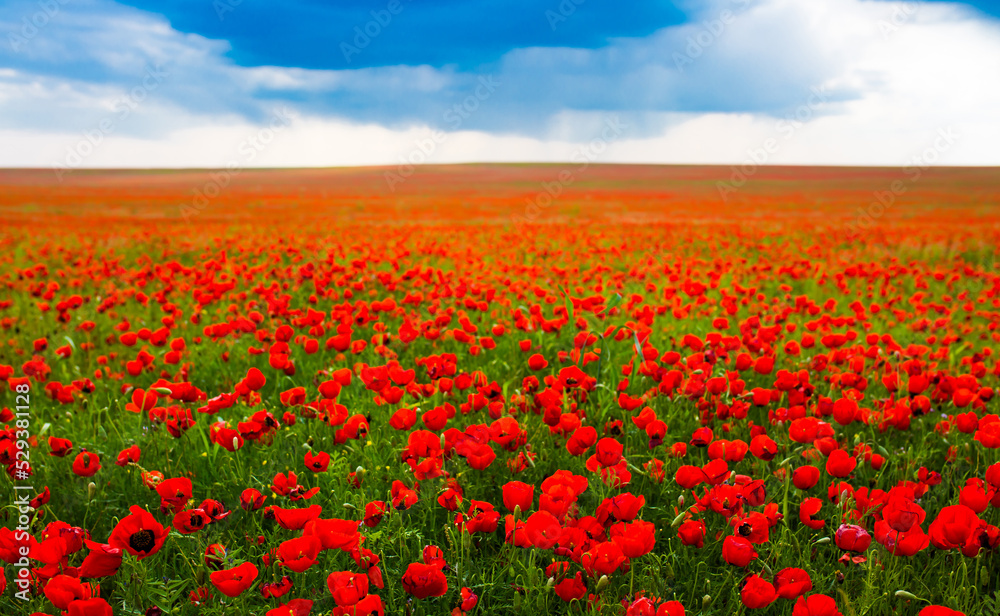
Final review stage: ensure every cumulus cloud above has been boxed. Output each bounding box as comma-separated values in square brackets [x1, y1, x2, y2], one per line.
[0, 0, 997, 167]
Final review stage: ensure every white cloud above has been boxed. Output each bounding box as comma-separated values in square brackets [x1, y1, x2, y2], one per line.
[0, 0, 998, 167]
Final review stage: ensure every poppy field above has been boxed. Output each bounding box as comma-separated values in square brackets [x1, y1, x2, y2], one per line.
[1, 164, 999, 616]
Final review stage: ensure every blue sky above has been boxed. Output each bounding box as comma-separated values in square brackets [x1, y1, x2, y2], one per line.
[2, 0, 999, 168]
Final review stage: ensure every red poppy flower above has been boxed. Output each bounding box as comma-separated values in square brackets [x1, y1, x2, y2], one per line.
[364, 501, 387, 528]
[835, 524, 872, 552]
[240, 488, 267, 510]
[604, 492, 646, 523]
[327, 570, 369, 607]
[199, 499, 231, 522]
[115, 445, 141, 467]
[974, 416, 1000, 448]
[525, 510, 562, 549]
[566, 426, 598, 456]
[304, 450, 330, 472]
[656, 600, 685, 616]
[303, 517, 361, 551]
[30, 486, 51, 510]
[928, 505, 981, 550]
[675, 465, 708, 489]
[825, 450, 856, 478]
[799, 498, 825, 530]
[67, 597, 114, 616]
[422, 544, 448, 569]
[401, 562, 448, 599]
[272, 505, 323, 530]
[793, 466, 820, 490]
[610, 520, 655, 558]
[124, 388, 158, 413]
[741, 479, 767, 507]
[740, 574, 776, 609]
[278, 535, 322, 572]
[210, 561, 258, 597]
[204, 543, 227, 569]
[722, 535, 758, 567]
[873, 520, 930, 556]
[173, 509, 209, 534]
[774, 567, 813, 599]
[456, 500, 500, 534]
[80, 540, 123, 578]
[554, 571, 587, 602]
[677, 519, 706, 548]
[583, 541, 627, 576]
[43, 574, 92, 609]
[108, 505, 170, 560]
[792, 594, 843, 616]
[271, 471, 320, 501]
[266, 599, 315, 616]
[958, 478, 990, 513]
[48, 436, 73, 457]
[156, 477, 193, 514]
[391, 480, 419, 510]
[593, 437, 624, 468]
[917, 607, 965, 616]
[882, 489, 925, 533]
[243, 367, 267, 391]
[502, 481, 534, 513]
[72, 451, 101, 477]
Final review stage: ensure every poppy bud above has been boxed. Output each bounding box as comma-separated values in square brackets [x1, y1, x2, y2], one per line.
[355, 466, 366, 480]
[894, 590, 920, 600]
[153, 387, 172, 395]
[596, 575, 609, 591]
[88, 482, 97, 500]
[703, 595, 712, 608]
[835, 524, 872, 552]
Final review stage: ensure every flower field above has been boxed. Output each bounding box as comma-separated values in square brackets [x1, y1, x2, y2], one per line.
[1, 165, 998, 616]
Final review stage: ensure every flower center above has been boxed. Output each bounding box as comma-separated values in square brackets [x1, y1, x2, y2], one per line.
[129, 529, 156, 553]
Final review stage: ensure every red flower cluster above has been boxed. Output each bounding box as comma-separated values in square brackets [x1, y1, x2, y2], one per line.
[1, 168, 997, 616]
